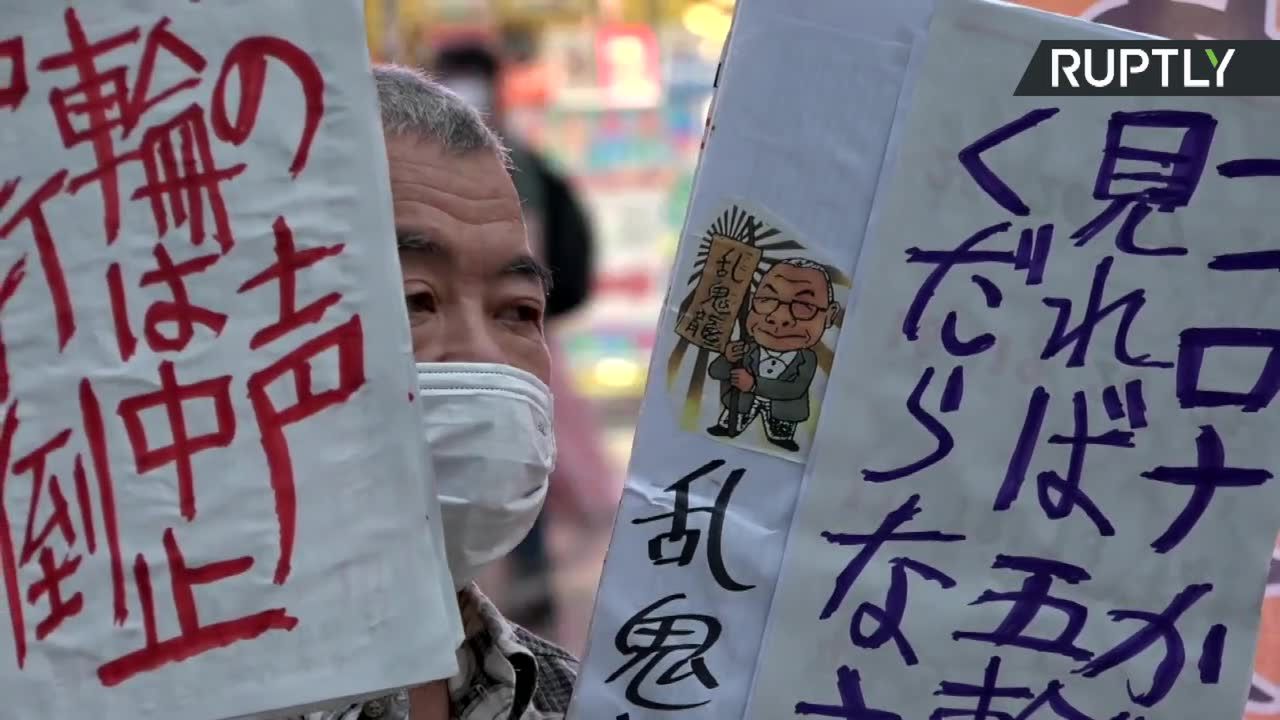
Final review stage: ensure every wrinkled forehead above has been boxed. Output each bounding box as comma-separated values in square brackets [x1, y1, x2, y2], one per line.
[385, 134, 523, 227]
[761, 264, 826, 293]
[385, 132, 512, 190]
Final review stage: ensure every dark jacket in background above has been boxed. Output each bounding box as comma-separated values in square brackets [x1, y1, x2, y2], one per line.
[509, 142, 593, 319]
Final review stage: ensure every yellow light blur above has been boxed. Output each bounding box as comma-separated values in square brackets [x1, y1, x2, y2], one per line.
[592, 356, 642, 390]
[398, 0, 427, 25]
[682, 2, 732, 44]
[605, 34, 647, 66]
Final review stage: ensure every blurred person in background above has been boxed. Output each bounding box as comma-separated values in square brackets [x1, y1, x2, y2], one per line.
[432, 41, 617, 642]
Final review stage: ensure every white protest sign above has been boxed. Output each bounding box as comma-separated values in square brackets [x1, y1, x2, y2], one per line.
[568, 1, 936, 717]
[745, 1, 1280, 718]
[0, 3, 461, 718]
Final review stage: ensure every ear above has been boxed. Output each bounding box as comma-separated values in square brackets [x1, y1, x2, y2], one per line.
[826, 302, 842, 328]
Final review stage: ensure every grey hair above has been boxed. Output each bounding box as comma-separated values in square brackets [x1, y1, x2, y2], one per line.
[372, 63, 509, 165]
[773, 257, 836, 305]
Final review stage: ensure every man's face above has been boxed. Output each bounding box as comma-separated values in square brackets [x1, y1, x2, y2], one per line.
[746, 264, 835, 352]
[387, 133, 551, 385]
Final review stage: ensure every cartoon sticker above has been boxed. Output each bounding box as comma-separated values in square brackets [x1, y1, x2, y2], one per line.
[666, 203, 848, 462]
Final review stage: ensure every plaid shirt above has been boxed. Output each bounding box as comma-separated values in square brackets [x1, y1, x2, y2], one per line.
[287, 585, 578, 720]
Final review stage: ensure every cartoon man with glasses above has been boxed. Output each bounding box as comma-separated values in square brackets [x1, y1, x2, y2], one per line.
[707, 258, 840, 452]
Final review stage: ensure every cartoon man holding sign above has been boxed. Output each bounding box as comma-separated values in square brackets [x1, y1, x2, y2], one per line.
[706, 258, 839, 452]
[669, 205, 845, 460]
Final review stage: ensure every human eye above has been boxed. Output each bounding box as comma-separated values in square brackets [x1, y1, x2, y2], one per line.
[404, 289, 437, 325]
[497, 302, 543, 326]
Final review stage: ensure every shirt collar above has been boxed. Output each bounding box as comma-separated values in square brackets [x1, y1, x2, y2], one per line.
[760, 348, 797, 361]
[449, 584, 539, 719]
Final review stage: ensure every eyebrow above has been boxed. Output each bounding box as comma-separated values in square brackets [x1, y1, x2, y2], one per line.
[397, 229, 443, 255]
[505, 255, 555, 293]
[396, 228, 553, 294]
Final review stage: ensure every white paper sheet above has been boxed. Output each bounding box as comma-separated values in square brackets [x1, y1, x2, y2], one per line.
[567, 1, 937, 717]
[745, 1, 1280, 718]
[0, 3, 461, 718]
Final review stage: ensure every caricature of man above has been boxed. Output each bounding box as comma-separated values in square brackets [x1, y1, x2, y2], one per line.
[707, 258, 839, 452]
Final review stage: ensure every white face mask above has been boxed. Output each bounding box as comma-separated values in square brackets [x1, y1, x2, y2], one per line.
[442, 74, 495, 117]
[417, 362, 556, 589]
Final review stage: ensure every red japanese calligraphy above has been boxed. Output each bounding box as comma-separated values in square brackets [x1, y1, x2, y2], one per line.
[95, 527, 298, 687]
[0, 171, 75, 351]
[0, 8, 345, 683]
[14, 428, 85, 641]
[248, 315, 365, 584]
[37, 10, 139, 245]
[239, 216, 343, 349]
[117, 361, 235, 522]
[106, 263, 138, 362]
[0, 256, 26, 403]
[38, 10, 206, 245]
[72, 455, 96, 555]
[140, 244, 227, 352]
[0, 388, 125, 667]
[0, 403, 24, 666]
[27, 547, 82, 642]
[0, 36, 28, 111]
[132, 106, 245, 252]
[16, 429, 75, 568]
[81, 379, 127, 625]
[123, 18, 207, 135]
[212, 37, 324, 177]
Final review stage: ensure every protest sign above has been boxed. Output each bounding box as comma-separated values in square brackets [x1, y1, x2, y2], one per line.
[1007, 3, 1280, 717]
[744, 1, 1280, 718]
[567, 1, 937, 717]
[0, 3, 461, 718]
[1020, 5, 1280, 719]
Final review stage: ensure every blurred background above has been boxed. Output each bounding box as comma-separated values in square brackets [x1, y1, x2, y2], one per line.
[361, 0, 1280, 669]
